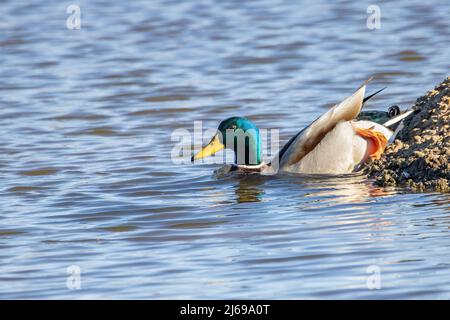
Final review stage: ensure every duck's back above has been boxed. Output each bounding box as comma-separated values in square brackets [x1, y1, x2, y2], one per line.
[281, 120, 393, 174]
[280, 121, 367, 174]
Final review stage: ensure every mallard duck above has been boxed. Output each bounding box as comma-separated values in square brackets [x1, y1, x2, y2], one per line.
[191, 79, 412, 175]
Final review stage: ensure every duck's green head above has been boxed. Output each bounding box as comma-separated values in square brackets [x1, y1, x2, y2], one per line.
[357, 105, 401, 124]
[191, 117, 262, 165]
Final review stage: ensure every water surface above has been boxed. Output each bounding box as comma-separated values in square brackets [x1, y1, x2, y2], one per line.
[0, 0, 450, 299]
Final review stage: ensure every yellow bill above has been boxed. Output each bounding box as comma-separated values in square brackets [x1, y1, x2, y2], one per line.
[191, 133, 224, 162]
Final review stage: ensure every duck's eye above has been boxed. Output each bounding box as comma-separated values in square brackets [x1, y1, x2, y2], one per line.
[388, 105, 400, 117]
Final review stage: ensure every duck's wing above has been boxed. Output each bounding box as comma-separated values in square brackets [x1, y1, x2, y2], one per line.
[273, 80, 368, 170]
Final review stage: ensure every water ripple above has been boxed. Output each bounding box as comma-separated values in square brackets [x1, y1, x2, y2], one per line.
[0, 0, 449, 299]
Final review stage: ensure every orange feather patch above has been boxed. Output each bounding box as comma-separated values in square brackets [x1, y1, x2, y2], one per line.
[355, 127, 388, 160]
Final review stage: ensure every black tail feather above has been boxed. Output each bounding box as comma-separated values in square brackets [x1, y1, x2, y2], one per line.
[363, 87, 386, 104]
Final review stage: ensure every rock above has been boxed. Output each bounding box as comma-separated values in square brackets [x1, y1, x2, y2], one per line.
[364, 76, 450, 192]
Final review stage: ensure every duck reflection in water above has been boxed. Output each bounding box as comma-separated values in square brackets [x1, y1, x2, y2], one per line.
[215, 167, 393, 205]
[232, 174, 268, 204]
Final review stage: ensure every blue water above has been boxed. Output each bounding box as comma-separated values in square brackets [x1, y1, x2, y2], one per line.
[0, 0, 449, 299]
